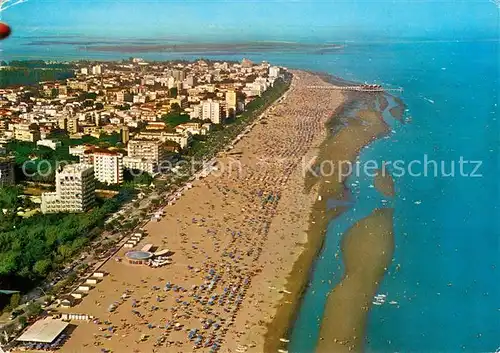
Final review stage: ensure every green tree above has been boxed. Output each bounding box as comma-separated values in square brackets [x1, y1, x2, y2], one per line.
[25, 302, 42, 317]
[9, 293, 21, 309]
[169, 87, 178, 97]
[170, 102, 181, 113]
[18, 315, 27, 327]
[33, 259, 52, 277]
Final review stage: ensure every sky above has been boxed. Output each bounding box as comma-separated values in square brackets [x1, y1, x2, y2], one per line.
[1, 0, 499, 42]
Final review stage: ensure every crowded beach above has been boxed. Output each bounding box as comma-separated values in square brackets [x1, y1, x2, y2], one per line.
[14, 71, 345, 353]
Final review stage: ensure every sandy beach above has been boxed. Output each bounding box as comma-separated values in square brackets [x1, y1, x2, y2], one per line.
[316, 207, 395, 353]
[264, 88, 399, 353]
[55, 70, 344, 353]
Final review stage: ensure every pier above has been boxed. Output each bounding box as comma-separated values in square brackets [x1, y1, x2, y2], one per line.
[306, 85, 404, 93]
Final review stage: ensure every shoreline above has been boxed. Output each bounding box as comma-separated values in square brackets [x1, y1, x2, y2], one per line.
[264, 74, 396, 353]
[316, 208, 395, 353]
[51, 70, 345, 353]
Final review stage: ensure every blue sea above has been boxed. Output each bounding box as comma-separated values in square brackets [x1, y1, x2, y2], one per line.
[3, 37, 499, 352]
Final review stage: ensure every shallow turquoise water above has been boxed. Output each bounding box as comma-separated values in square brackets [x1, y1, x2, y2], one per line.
[286, 41, 500, 353]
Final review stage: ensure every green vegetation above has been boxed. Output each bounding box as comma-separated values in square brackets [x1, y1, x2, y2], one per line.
[49, 131, 123, 148]
[161, 112, 190, 128]
[2, 60, 73, 70]
[6, 141, 78, 182]
[0, 186, 22, 211]
[0, 60, 74, 88]
[6, 133, 124, 182]
[123, 169, 154, 187]
[170, 102, 181, 113]
[9, 293, 20, 309]
[0, 68, 290, 310]
[0, 190, 124, 287]
[169, 87, 178, 97]
[0, 68, 74, 88]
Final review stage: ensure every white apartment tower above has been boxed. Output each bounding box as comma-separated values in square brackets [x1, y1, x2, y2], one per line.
[127, 139, 164, 162]
[41, 163, 96, 214]
[90, 150, 124, 185]
[92, 65, 103, 75]
[201, 100, 223, 124]
[269, 66, 280, 78]
[123, 139, 165, 174]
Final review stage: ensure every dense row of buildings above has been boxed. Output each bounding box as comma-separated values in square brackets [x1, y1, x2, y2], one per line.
[0, 58, 284, 214]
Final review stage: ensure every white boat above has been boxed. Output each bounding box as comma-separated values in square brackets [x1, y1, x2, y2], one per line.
[389, 301, 398, 305]
[414, 200, 422, 205]
[372, 301, 383, 305]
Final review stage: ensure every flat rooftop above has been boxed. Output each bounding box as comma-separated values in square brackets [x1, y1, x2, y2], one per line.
[16, 318, 69, 343]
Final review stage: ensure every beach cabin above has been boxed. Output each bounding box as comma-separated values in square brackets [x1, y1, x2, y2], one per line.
[61, 313, 90, 321]
[77, 285, 91, 292]
[59, 296, 77, 308]
[70, 293, 83, 299]
[92, 272, 105, 278]
[85, 278, 98, 285]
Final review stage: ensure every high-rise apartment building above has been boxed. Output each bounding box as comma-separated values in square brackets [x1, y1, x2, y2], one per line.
[127, 139, 164, 162]
[67, 117, 79, 134]
[123, 139, 165, 174]
[41, 163, 96, 214]
[225, 90, 238, 118]
[12, 123, 41, 142]
[87, 150, 124, 185]
[121, 126, 130, 144]
[201, 100, 223, 124]
[91, 65, 103, 75]
[269, 66, 281, 78]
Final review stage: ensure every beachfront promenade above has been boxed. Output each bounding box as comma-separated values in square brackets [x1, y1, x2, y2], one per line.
[58, 71, 344, 353]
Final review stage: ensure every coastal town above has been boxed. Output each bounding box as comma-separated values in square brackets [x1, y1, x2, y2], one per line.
[0, 66, 346, 353]
[0, 56, 396, 353]
[0, 58, 302, 352]
[0, 0, 495, 351]
[0, 57, 283, 201]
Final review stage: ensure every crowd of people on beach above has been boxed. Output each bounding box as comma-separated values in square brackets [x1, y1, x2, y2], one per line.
[62, 72, 344, 353]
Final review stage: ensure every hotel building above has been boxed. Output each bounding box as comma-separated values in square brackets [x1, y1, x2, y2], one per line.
[123, 139, 165, 174]
[12, 123, 41, 142]
[41, 163, 96, 214]
[201, 100, 223, 124]
[86, 149, 124, 185]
